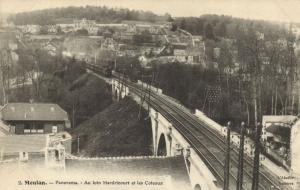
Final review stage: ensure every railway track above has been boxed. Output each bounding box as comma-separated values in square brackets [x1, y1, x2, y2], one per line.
[162, 95, 282, 190]
[126, 80, 284, 190]
[128, 83, 257, 189]
[87, 66, 288, 190]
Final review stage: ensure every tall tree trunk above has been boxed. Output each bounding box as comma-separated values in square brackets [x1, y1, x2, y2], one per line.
[0, 74, 6, 104]
[271, 88, 274, 115]
[253, 76, 258, 125]
[275, 85, 278, 115]
[291, 93, 295, 115]
[258, 75, 262, 122]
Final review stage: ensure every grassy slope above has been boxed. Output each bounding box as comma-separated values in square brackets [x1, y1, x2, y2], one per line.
[70, 97, 153, 157]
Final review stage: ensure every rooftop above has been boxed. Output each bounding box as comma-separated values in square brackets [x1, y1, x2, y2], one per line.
[0, 103, 68, 121]
[262, 115, 297, 127]
[0, 134, 47, 153]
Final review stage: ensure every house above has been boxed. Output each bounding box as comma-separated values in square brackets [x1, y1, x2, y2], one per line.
[113, 30, 134, 42]
[172, 43, 206, 64]
[19, 25, 41, 34]
[262, 115, 298, 169]
[101, 38, 118, 51]
[291, 118, 300, 176]
[0, 103, 70, 135]
[262, 115, 297, 143]
[255, 31, 265, 40]
[73, 18, 96, 33]
[88, 26, 99, 35]
[173, 43, 188, 62]
[184, 46, 206, 65]
[47, 25, 58, 33]
[127, 24, 137, 33]
[0, 134, 66, 168]
[42, 42, 58, 56]
[213, 47, 221, 59]
[174, 49, 187, 62]
[137, 25, 161, 34]
[192, 36, 205, 48]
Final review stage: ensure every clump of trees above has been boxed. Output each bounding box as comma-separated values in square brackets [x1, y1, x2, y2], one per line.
[2, 39, 112, 128]
[152, 16, 299, 127]
[173, 15, 287, 40]
[8, 6, 172, 25]
[132, 30, 153, 45]
[75, 28, 88, 36]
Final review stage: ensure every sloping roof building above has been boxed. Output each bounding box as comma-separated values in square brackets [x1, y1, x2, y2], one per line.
[1, 103, 68, 121]
[0, 103, 70, 135]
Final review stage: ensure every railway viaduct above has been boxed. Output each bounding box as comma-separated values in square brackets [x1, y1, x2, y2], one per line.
[111, 78, 227, 190]
[106, 73, 294, 190]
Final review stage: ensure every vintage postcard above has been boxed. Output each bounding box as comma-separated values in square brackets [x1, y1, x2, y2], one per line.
[0, 0, 300, 189]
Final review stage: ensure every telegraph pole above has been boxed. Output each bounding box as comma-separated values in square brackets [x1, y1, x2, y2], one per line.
[237, 122, 245, 190]
[147, 82, 151, 113]
[77, 136, 80, 154]
[251, 122, 262, 190]
[223, 121, 231, 190]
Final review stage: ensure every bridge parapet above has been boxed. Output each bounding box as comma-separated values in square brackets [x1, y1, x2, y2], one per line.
[137, 80, 163, 94]
[65, 154, 172, 160]
[111, 79, 233, 190]
[149, 108, 220, 189]
[189, 148, 222, 190]
[194, 109, 223, 132]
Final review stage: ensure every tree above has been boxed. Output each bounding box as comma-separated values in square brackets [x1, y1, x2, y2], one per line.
[171, 23, 178, 31]
[57, 26, 64, 34]
[0, 49, 12, 104]
[165, 13, 174, 22]
[132, 30, 152, 45]
[39, 26, 48, 35]
[215, 22, 227, 37]
[236, 27, 265, 126]
[76, 29, 88, 36]
[180, 19, 186, 30]
[205, 23, 215, 40]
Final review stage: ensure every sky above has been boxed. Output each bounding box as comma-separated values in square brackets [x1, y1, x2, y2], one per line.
[1, 0, 300, 23]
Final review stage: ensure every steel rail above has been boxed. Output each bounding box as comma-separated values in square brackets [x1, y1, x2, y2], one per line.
[127, 83, 242, 189]
[87, 65, 286, 190]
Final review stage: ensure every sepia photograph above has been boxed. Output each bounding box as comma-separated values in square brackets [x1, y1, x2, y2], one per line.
[0, 0, 300, 189]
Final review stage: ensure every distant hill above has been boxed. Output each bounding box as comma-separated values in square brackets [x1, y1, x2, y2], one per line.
[173, 14, 289, 39]
[8, 6, 173, 25]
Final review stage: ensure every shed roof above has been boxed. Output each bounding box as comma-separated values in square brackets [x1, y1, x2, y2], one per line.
[0, 103, 68, 121]
[0, 135, 47, 153]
